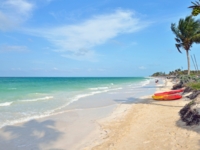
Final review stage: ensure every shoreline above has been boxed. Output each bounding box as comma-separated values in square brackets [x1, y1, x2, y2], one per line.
[87, 78, 200, 150]
[0, 77, 150, 129]
[2, 78, 198, 149]
[0, 78, 156, 150]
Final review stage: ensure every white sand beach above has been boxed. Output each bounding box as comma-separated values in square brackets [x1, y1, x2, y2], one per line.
[86, 79, 200, 150]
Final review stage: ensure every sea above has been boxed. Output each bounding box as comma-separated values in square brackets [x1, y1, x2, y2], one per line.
[0, 77, 152, 128]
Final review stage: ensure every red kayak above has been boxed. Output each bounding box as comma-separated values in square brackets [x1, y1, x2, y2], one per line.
[154, 89, 184, 96]
[152, 94, 182, 100]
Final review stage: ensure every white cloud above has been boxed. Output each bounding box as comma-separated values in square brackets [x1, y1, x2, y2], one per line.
[26, 9, 150, 61]
[0, 11, 13, 30]
[0, 45, 29, 52]
[4, 0, 33, 15]
[61, 49, 97, 61]
[0, 0, 34, 30]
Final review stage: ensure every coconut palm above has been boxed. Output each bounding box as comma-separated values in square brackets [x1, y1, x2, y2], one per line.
[171, 15, 200, 75]
[189, 1, 200, 16]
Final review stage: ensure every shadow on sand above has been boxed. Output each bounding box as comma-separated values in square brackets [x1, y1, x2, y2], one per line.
[176, 118, 200, 133]
[114, 96, 183, 108]
[0, 119, 63, 150]
[141, 85, 164, 89]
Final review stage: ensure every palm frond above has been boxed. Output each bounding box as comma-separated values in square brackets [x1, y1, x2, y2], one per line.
[171, 15, 200, 53]
[171, 23, 182, 38]
[175, 38, 181, 43]
[192, 1, 197, 5]
[192, 1, 200, 6]
[176, 44, 182, 53]
[189, 1, 200, 8]
[192, 33, 200, 43]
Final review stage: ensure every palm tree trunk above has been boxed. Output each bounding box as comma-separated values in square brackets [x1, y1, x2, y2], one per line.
[186, 50, 190, 75]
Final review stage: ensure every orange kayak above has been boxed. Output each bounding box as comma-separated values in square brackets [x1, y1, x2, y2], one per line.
[154, 89, 184, 96]
[152, 94, 182, 100]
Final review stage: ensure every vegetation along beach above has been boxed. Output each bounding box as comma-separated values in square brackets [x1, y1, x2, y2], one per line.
[2, 0, 200, 150]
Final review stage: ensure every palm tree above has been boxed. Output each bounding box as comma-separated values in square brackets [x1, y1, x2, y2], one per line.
[189, 1, 200, 16]
[171, 15, 200, 75]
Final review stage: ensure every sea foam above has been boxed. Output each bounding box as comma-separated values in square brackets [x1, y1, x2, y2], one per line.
[0, 102, 13, 107]
[19, 96, 53, 102]
[89, 87, 109, 90]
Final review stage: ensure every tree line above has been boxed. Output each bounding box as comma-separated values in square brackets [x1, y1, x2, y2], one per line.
[151, 69, 199, 77]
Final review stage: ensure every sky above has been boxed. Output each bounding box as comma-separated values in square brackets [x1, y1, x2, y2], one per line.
[0, 0, 199, 77]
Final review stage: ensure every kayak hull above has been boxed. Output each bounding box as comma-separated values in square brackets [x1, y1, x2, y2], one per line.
[154, 89, 184, 96]
[152, 94, 182, 100]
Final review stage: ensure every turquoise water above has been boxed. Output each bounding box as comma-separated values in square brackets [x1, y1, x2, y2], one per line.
[0, 77, 150, 128]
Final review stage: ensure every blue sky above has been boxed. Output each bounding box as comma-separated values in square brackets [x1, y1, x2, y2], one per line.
[0, 0, 199, 77]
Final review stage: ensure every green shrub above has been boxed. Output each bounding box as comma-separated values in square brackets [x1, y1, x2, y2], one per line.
[179, 75, 200, 84]
[186, 82, 200, 90]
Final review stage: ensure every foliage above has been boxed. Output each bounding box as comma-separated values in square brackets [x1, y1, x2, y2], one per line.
[171, 16, 200, 52]
[192, 7, 200, 16]
[186, 82, 200, 90]
[171, 15, 200, 75]
[189, 1, 200, 16]
[179, 75, 192, 84]
[151, 72, 165, 77]
[151, 69, 200, 77]
[169, 68, 183, 76]
[179, 75, 200, 84]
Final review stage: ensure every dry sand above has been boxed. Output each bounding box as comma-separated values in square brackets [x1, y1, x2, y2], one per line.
[85, 79, 200, 150]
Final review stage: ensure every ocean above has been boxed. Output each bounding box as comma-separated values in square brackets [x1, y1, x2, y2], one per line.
[0, 77, 151, 128]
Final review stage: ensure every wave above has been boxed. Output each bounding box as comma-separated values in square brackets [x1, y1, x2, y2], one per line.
[141, 79, 150, 86]
[0, 112, 53, 129]
[54, 86, 125, 111]
[49, 88, 112, 113]
[73, 91, 107, 101]
[0, 102, 13, 107]
[89, 87, 109, 90]
[128, 79, 151, 88]
[0, 96, 53, 107]
[112, 87, 122, 90]
[19, 96, 53, 102]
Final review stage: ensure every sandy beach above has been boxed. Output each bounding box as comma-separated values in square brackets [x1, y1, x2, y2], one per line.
[0, 78, 200, 150]
[86, 79, 200, 150]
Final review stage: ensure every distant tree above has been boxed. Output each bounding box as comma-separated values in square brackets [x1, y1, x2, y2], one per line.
[151, 72, 165, 76]
[171, 16, 200, 75]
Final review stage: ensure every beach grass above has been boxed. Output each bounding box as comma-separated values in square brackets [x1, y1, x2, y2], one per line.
[186, 82, 200, 90]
